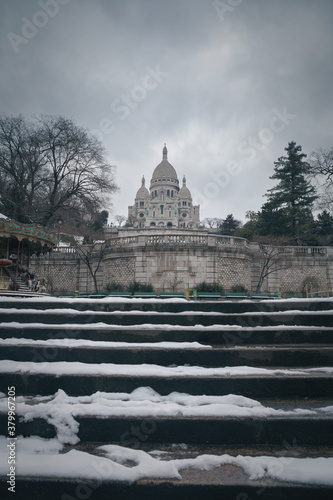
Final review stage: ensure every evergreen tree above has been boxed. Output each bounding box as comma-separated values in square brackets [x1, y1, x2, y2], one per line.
[264, 142, 317, 239]
[235, 211, 259, 240]
[256, 202, 289, 237]
[314, 210, 333, 236]
[219, 214, 242, 235]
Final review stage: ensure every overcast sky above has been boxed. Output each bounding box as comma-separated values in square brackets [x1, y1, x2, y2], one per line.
[1, 0, 332, 224]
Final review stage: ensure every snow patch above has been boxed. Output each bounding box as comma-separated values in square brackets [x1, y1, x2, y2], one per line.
[0, 338, 211, 350]
[0, 436, 333, 485]
[2, 360, 327, 377]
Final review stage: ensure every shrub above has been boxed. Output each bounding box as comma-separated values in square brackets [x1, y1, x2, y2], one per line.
[105, 282, 126, 292]
[195, 282, 224, 293]
[231, 284, 248, 293]
[127, 281, 154, 293]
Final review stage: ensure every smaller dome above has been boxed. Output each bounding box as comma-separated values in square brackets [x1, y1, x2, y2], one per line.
[179, 175, 192, 199]
[136, 176, 149, 199]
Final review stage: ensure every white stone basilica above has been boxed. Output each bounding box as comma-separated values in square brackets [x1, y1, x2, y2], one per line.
[128, 145, 200, 228]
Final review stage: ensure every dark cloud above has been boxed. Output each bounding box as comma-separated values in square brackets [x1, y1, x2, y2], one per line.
[0, 0, 332, 222]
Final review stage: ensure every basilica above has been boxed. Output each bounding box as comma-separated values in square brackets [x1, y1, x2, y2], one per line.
[31, 145, 333, 296]
[127, 145, 200, 228]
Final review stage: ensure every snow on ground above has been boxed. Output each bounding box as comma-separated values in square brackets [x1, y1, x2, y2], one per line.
[2, 360, 333, 377]
[0, 296, 333, 304]
[2, 321, 332, 331]
[1, 388, 326, 425]
[1, 307, 333, 317]
[1, 434, 333, 485]
[1, 387, 333, 485]
[0, 338, 210, 349]
[0, 296, 188, 304]
[1, 295, 332, 485]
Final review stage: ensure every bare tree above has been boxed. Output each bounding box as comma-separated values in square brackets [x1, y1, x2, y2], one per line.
[115, 215, 126, 227]
[37, 115, 117, 227]
[310, 147, 333, 180]
[0, 115, 46, 222]
[0, 114, 118, 227]
[165, 272, 183, 292]
[254, 236, 292, 292]
[74, 238, 106, 293]
[310, 147, 333, 211]
[201, 218, 222, 228]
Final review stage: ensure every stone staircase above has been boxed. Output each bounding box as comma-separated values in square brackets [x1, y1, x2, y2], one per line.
[4, 266, 30, 292]
[0, 297, 333, 499]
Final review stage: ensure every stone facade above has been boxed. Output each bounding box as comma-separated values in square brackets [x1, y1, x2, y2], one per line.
[31, 229, 333, 296]
[31, 252, 80, 294]
[128, 145, 200, 229]
[103, 255, 136, 288]
[217, 255, 252, 291]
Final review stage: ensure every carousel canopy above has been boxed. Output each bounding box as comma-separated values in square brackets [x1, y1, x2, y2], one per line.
[0, 215, 58, 251]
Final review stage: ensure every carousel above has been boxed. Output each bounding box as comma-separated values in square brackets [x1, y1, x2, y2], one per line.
[0, 214, 58, 293]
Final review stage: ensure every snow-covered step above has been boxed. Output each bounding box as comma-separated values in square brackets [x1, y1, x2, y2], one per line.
[1, 442, 333, 500]
[1, 389, 332, 446]
[0, 297, 332, 498]
[1, 296, 333, 312]
[1, 308, 333, 326]
[1, 323, 332, 345]
[1, 340, 333, 367]
[2, 362, 333, 398]
[3, 389, 333, 444]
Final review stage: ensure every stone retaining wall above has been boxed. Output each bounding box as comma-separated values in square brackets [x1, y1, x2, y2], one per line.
[30, 229, 333, 295]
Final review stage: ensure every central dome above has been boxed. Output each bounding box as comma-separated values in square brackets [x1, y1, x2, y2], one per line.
[151, 160, 178, 182]
[150, 144, 179, 187]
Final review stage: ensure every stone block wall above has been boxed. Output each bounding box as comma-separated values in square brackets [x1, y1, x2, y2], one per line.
[279, 260, 328, 295]
[29, 231, 333, 296]
[103, 255, 136, 288]
[217, 255, 252, 291]
[30, 253, 80, 294]
[138, 247, 209, 291]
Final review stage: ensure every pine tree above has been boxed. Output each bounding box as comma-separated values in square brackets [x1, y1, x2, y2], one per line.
[265, 142, 317, 238]
[219, 214, 242, 236]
